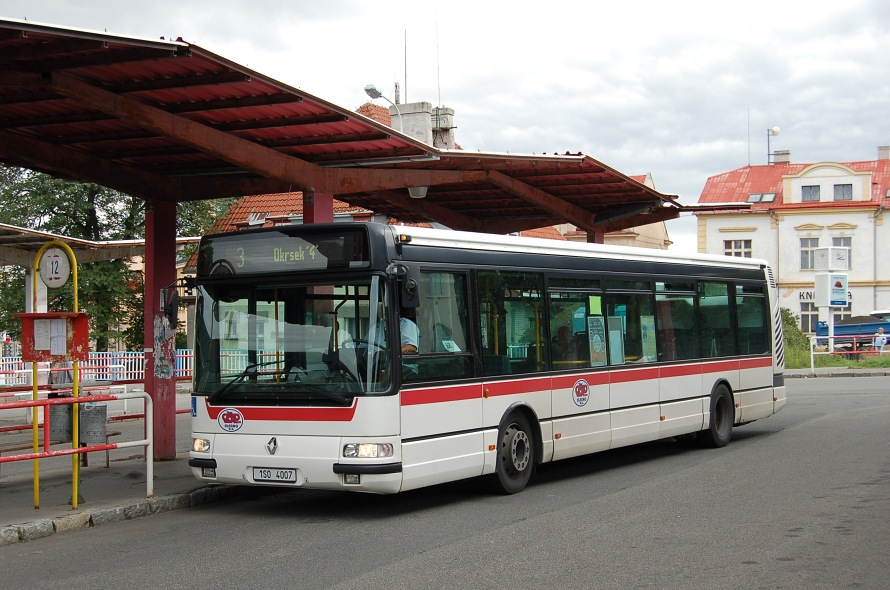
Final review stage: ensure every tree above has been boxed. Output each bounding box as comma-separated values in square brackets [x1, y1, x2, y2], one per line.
[0, 165, 233, 351]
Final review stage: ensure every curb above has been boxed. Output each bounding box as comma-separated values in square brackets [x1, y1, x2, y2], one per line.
[0, 484, 244, 546]
[785, 370, 890, 378]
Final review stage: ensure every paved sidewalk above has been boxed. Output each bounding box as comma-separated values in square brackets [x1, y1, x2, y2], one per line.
[784, 367, 890, 378]
[2, 369, 888, 546]
[0, 450, 242, 545]
[1, 388, 246, 546]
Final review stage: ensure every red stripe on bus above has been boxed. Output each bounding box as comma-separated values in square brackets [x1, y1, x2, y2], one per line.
[739, 357, 772, 369]
[485, 377, 551, 397]
[205, 400, 358, 422]
[609, 367, 660, 383]
[401, 383, 480, 406]
[659, 364, 704, 378]
[702, 359, 740, 373]
[551, 373, 610, 389]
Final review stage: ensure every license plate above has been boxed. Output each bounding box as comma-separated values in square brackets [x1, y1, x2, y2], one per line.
[252, 467, 298, 483]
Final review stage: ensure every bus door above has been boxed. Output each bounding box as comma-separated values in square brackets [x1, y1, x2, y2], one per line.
[547, 280, 611, 461]
[398, 269, 481, 490]
[603, 280, 662, 447]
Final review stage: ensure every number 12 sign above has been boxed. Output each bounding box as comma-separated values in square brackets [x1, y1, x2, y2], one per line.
[39, 247, 71, 289]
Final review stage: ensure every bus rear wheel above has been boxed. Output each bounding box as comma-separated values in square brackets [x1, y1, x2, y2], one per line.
[700, 384, 733, 448]
[490, 413, 535, 494]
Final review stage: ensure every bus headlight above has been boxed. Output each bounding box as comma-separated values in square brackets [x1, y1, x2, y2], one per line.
[192, 438, 211, 453]
[343, 443, 394, 458]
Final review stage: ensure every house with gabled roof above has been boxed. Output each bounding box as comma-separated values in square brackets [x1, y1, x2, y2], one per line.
[694, 146, 890, 333]
[558, 173, 671, 249]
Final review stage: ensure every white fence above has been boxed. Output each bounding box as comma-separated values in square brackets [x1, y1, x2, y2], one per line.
[0, 350, 193, 387]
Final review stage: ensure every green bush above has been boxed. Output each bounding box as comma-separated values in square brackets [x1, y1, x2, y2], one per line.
[781, 306, 890, 370]
[780, 308, 811, 368]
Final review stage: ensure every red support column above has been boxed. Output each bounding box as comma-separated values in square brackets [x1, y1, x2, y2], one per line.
[143, 201, 177, 460]
[587, 231, 605, 244]
[303, 191, 334, 224]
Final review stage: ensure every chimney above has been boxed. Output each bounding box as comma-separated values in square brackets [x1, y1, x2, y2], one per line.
[878, 146, 890, 160]
[773, 149, 791, 164]
[431, 106, 456, 149]
[388, 101, 458, 148]
[390, 101, 433, 144]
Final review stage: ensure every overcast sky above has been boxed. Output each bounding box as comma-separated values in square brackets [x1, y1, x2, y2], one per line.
[4, 0, 889, 252]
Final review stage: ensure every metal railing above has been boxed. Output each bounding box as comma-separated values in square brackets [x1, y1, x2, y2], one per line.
[0, 350, 194, 387]
[0, 391, 153, 507]
[809, 333, 887, 372]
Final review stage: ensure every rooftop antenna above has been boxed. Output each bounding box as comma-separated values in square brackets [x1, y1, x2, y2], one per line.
[404, 29, 407, 104]
[767, 126, 781, 164]
[435, 11, 441, 107]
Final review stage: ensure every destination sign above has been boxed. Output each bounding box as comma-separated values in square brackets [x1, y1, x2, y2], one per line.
[197, 227, 369, 277]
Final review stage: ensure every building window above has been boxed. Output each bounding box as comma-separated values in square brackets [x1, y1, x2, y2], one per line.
[800, 302, 819, 333]
[832, 237, 852, 269]
[833, 184, 853, 201]
[802, 185, 820, 202]
[800, 237, 819, 270]
[723, 239, 752, 257]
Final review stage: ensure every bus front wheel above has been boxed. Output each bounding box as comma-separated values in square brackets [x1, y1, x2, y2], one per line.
[490, 413, 535, 494]
[700, 384, 734, 448]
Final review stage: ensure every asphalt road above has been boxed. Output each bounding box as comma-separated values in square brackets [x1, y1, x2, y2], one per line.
[3, 377, 889, 590]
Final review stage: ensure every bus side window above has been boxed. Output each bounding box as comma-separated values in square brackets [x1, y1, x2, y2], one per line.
[604, 287, 656, 364]
[698, 282, 736, 358]
[407, 271, 473, 382]
[736, 285, 770, 355]
[547, 289, 597, 370]
[477, 270, 546, 376]
[655, 293, 698, 361]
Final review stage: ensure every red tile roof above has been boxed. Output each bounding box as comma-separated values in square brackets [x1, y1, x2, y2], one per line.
[209, 192, 371, 233]
[355, 102, 393, 127]
[699, 159, 890, 211]
[520, 226, 566, 240]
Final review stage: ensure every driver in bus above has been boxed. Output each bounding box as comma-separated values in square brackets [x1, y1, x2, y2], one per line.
[400, 308, 420, 378]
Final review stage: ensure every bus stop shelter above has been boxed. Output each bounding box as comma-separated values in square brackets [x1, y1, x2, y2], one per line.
[0, 18, 689, 459]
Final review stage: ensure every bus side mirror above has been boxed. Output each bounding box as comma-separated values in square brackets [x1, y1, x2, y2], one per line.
[400, 265, 420, 308]
[387, 263, 420, 308]
[162, 286, 179, 328]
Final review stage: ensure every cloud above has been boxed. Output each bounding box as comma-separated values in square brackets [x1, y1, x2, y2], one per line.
[2, 0, 888, 253]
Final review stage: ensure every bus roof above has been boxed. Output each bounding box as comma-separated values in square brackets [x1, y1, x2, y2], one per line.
[391, 224, 768, 272]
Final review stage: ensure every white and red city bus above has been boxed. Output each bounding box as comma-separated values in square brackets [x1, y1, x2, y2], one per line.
[189, 222, 786, 494]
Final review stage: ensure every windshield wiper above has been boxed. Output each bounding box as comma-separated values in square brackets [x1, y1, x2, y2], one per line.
[207, 360, 286, 405]
[293, 385, 353, 405]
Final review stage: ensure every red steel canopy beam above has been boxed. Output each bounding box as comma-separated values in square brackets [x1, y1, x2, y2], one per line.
[485, 170, 602, 235]
[369, 189, 486, 232]
[46, 72, 486, 196]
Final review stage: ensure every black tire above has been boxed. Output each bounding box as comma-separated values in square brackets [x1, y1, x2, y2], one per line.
[700, 384, 734, 448]
[490, 412, 535, 494]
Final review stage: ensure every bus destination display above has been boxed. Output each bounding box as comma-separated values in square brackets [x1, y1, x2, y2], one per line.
[197, 228, 368, 277]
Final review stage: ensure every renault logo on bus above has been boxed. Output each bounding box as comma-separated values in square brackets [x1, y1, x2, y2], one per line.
[572, 379, 590, 407]
[218, 408, 244, 432]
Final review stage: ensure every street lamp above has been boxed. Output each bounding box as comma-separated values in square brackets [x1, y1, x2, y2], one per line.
[364, 84, 402, 133]
[767, 126, 780, 164]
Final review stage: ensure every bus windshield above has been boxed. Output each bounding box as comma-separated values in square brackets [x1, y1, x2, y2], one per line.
[193, 276, 392, 403]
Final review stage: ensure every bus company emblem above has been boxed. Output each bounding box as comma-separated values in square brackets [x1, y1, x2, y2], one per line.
[572, 379, 590, 407]
[218, 408, 244, 432]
